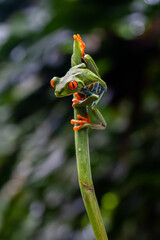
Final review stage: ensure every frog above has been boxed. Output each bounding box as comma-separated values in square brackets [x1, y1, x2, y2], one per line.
[50, 34, 107, 131]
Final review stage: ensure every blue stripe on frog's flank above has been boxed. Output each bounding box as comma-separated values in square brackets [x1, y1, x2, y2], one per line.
[78, 82, 104, 99]
[86, 82, 104, 96]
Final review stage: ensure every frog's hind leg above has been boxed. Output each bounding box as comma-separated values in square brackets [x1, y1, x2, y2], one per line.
[90, 92, 107, 130]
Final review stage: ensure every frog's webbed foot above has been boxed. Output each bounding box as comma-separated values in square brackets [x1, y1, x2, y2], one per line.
[71, 113, 91, 131]
[72, 92, 86, 107]
[71, 113, 106, 131]
[73, 34, 85, 58]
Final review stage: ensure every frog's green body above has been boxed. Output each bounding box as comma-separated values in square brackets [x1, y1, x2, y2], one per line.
[51, 35, 107, 131]
[53, 62, 106, 97]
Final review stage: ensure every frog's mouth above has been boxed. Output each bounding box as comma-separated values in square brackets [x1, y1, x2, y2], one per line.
[55, 90, 72, 97]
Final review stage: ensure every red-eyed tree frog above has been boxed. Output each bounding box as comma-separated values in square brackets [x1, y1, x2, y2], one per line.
[51, 34, 107, 131]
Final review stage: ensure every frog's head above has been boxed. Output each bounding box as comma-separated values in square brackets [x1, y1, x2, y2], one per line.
[50, 72, 85, 97]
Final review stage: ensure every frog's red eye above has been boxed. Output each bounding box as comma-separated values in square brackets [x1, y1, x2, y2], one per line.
[68, 81, 78, 90]
[50, 78, 55, 88]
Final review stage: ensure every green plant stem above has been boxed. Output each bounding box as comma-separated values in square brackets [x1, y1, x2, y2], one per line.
[74, 107, 108, 240]
[72, 38, 108, 240]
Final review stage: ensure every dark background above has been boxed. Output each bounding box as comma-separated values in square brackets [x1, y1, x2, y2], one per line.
[0, 0, 160, 240]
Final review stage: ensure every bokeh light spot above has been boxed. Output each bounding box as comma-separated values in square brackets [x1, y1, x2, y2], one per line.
[101, 192, 119, 211]
[144, 0, 160, 5]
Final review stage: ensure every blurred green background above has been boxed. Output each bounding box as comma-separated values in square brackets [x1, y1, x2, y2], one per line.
[0, 0, 160, 240]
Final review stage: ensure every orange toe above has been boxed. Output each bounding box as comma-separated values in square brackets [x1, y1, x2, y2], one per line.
[73, 126, 81, 131]
[73, 34, 85, 58]
[70, 113, 92, 131]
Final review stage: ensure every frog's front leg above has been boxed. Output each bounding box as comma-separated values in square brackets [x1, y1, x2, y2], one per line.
[72, 93, 99, 108]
